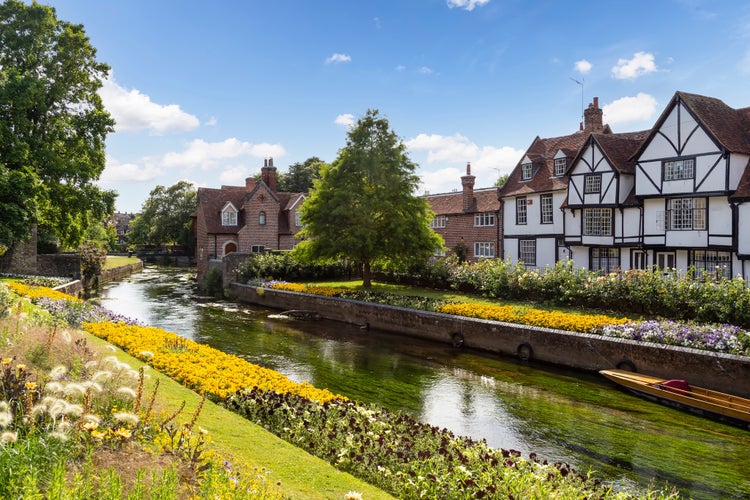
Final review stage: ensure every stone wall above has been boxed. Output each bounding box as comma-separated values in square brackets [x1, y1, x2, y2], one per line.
[37, 254, 81, 279]
[99, 261, 144, 284]
[229, 283, 750, 398]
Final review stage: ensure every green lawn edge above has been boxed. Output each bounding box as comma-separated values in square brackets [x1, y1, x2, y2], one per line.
[83, 332, 394, 500]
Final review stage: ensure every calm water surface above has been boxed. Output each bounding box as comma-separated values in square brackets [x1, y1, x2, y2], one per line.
[96, 267, 750, 499]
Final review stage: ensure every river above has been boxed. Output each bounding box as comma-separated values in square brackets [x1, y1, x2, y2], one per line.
[96, 266, 750, 499]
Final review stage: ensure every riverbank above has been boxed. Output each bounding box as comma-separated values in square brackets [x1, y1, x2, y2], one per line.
[230, 282, 750, 399]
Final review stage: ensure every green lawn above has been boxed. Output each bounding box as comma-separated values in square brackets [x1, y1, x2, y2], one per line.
[104, 255, 141, 270]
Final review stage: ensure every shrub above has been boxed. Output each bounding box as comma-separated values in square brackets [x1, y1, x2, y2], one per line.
[235, 252, 353, 283]
[204, 266, 224, 299]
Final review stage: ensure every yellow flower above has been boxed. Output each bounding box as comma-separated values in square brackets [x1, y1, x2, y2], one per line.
[91, 429, 107, 440]
[113, 427, 132, 440]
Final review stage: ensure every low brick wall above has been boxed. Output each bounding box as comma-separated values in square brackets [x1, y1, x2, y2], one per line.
[229, 283, 750, 398]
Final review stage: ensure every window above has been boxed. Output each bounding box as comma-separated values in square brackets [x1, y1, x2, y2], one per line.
[222, 204, 238, 226]
[590, 248, 619, 274]
[691, 250, 731, 279]
[430, 215, 447, 228]
[516, 196, 527, 225]
[554, 158, 567, 176]
[474, 212, 495, 226]
[664, 158, 695, 181]
[540, 194, 553, 224]
[474, 242, 495, 258]
[632, 251, 648, 270]
[583, 208, 612, 236]
[656, 252, 675, 270]
[521, 163, 533, 180]
[258, 211, 266, 225]
[251, 245, 265, 253]
[519, 239, 536, 266]
[667, 198, 706, 230]
[584, 174, 601, 194]
[295, 211, 302, 227]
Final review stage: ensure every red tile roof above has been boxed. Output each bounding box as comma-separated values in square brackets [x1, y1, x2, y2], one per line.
[589, 130, 649, 175]
[196, 186, 248, 234]
[498, 131, 594, 198]
[426, 187, 499, 215]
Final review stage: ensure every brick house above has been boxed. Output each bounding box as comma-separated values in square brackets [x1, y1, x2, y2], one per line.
[193, 158, 305, 282]
[425, 163, 502, 261]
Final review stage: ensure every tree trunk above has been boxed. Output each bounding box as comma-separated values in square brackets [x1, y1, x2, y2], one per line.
[362, 261, 372, 288]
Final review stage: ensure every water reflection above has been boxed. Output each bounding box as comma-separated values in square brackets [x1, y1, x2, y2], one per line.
[96, 267, 750, 499]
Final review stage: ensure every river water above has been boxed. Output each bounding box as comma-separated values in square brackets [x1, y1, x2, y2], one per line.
[96, 266, 750, 499]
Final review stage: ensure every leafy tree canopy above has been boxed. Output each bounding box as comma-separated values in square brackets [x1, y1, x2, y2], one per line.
[277, 157, 326, 192]
[128, 181, 197, 251]
[494, 172, 510, 187]
[0, 0, 116, 249]
[294, 110, 443, 287]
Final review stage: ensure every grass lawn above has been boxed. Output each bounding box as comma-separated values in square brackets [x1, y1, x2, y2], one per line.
[82, 332, 394, 500]
[104, 255, 141, 270]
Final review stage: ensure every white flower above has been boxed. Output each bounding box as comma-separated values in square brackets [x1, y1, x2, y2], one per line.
[112, 412, 139, 426]
[63, 383, 86, 397]
[92, 370, 113, 383]
[117, 387, 137, 399]
[1, 431, 17, 444]
[48, 365, 67, 380]
[0, 411, 12, 429]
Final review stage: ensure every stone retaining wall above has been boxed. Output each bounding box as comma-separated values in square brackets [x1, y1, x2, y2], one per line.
[229, 283, 750, 397]
[99, 261, 144, 284]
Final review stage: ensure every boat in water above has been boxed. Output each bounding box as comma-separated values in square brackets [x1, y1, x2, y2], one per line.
[599, 369, 750, 429]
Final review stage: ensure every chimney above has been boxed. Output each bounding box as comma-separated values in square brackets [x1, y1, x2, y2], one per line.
[245, 176, 257, 191]
[461, 162, 475, 212]
[583, 97, 603, 133]
[261, 157, 278, 192]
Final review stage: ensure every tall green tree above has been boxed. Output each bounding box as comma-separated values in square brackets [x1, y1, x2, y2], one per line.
[0, 0, 116, 249]
[128, 181, 197, 252]
[295, 110, 443, 287]
[278, 157, 326, 192]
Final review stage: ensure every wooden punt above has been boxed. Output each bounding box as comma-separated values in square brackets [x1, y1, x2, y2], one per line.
[599, 369, 750, 429]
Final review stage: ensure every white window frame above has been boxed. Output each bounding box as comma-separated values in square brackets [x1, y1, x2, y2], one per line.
[584, 174, 601, 194]
[554, 158, 567, 176]
[295, 211, 302, 227]
[664, 158, 695, 181]
[540, 194, 553, 224]
[474, 241, 495, 258]
[521, 163, 533, 180]
[474, 212, 495, 227]
[258, 211, 266, 225]
[430, 215, 447, 228]
[222, 204, 238, 226]
[519, 239, 536, 266]
[516, 196, 527, 225]
[667, 198, 706, 231]
[583, 208, 612, 236]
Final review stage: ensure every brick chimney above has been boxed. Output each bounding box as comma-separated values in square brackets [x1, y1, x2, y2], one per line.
[461, 162, 475, 212]
[245, 176, 257, 191]
[261, 157, 277, 192]
[583, 97, 604, 133]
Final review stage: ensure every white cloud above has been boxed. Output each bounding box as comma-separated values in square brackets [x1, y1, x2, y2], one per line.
[611, 52, 657, 80]
[395, 65, 406, 72]
[602, 93, 658, 125]
[205, 116, 218, 126]
[446, 0, 490, 11]
[334, 113, 356, 127]
[99, 156, 162, 184]
[418, 66, 434, 75]
[162, 138, 285, 170]
[406, 133, 523, 192]
[99, 76, 200, 134]
[325, 53, 352, 64]
[575, 59, 592, 74]
[218, 165, 251, 185]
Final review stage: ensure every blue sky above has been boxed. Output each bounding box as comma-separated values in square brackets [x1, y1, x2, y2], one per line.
[42, 0, 750, 213]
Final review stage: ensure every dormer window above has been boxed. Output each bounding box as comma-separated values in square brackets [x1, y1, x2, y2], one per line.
[554, 158, 567, 176]
[521, 163, 533, 180]
[222, 204, 238, 226]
